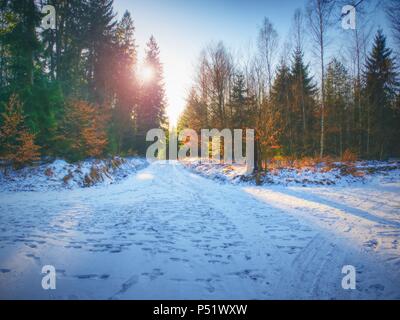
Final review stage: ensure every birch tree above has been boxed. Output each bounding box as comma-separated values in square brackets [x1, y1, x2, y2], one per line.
[307, 0, 334, 158]
[258, 17, 279, 98]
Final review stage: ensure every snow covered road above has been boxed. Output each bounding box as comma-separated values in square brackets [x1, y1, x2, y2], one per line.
[0, 161, 399, 299]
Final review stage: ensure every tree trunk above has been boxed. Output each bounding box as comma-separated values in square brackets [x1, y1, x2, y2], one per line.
[319, 36, 325, 159]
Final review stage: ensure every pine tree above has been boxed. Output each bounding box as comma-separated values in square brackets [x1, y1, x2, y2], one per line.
[0, 1, 64, 156]
[110, 10, 138, 154]
[325, 59, 353, 158]
[0, 2, 12, 90]
[2, 0, 40, 89]
[290, 48, 317, 156]
[1, 0, 173, 161]
[228, 71, 249, 129]
[364, 30, 398, 159]
[136, 36, 166, 151]
[85, 0, 117, 104]
[271, 61, 292, 155]
[41, 0, 89, 95]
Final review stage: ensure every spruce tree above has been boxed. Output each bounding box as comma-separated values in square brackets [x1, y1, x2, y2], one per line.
[136, 36, 166, 151]
[1, 0, 62, 154]
[364, 30, 398, 159]
[2, 0, 40, 90]
[85, 0, 117, 104]
[229, 71, 248, 129]
[271, 61, 292, 155]
[290, 48, 317, 156]
[110, 10, 137, 154]
[325, 59, 353, 158]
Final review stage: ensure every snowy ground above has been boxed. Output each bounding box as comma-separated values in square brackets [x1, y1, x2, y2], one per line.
[0, 161, 399, 299]
[0, 157, 147, 192]
[182, 158, 400, 186]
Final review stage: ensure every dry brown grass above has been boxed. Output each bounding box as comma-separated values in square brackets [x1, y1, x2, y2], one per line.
[342, 149, 358, 163]
[110, 158, 124, 169]
[267, 156, 332, 170]
[44, 168, 53, 177]
[260, 154, 363, 176]
[62, 172, 73, 184]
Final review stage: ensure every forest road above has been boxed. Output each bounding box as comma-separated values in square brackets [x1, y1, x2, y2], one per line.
[0, 161, 399, 299]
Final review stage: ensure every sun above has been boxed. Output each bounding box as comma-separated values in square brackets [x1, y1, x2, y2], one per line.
[139, 64, 155, 83]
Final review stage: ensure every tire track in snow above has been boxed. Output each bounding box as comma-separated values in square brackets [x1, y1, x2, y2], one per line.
[0, 162, 399, 299]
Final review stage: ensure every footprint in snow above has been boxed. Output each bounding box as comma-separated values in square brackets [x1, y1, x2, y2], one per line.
[116, 275, 139, 295]
[0, 268, 11, 273]
[141, 268, 164, 281]
[25, 253, 40, 262]
[364, 239, 379, 249]
[369, 283, 385, 291]
[74, 274, 110, 280]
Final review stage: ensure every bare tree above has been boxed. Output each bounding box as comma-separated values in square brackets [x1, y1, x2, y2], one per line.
[199, 42, 234, 129]
[195, 52, 211, 126]
[292, 8, 305, 52]
[343, 0, 372, 157]
[258, 17, 279, 99]
[307, 0, 334, 158]
[386, 0, 400, 52]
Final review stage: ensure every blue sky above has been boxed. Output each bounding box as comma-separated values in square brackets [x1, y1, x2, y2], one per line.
[113, 0, 390, 125]
[113, 0, 307, 125]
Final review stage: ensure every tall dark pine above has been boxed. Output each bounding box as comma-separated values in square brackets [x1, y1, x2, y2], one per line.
[364, 30, 398, 159]
[41, 0, 88, 96]
[290, 48, 317, 155]
[229, 71, 248, 129]
[2, 0, 40, 90]
[324, 59, 352, 157]
[271, 61, 292, 155]
[136, 36, 166, 142]
[111, 10, 137, 153]
[0, 0, 61, 152]
[85, 0, 116, 104]
[0, 1, 11, 90]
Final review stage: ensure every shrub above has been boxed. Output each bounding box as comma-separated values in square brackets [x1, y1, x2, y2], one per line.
[342, 149, 358, 163]
[0, 94, 41, 170]
[57, 100, 109, 161]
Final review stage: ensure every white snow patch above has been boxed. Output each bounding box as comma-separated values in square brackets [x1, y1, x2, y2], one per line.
[181, 158, 400, 187]
[0, 157, 148, 192]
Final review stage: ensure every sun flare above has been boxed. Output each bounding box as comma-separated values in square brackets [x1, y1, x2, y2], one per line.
[139, 64, 154, 83]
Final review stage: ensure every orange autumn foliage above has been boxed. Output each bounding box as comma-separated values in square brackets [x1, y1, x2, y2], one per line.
[0, 94, 40, 169]
[14, 132, 41, 168]
[58, 100, 109, 160]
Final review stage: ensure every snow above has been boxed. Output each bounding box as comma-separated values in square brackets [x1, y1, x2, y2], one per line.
[0, 160, 399, 299]
[182, 158, 400, 186]
[0, 157, 148, 192]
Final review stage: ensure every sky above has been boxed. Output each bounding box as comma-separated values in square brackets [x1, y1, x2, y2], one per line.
[113, 0, 389, 126]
